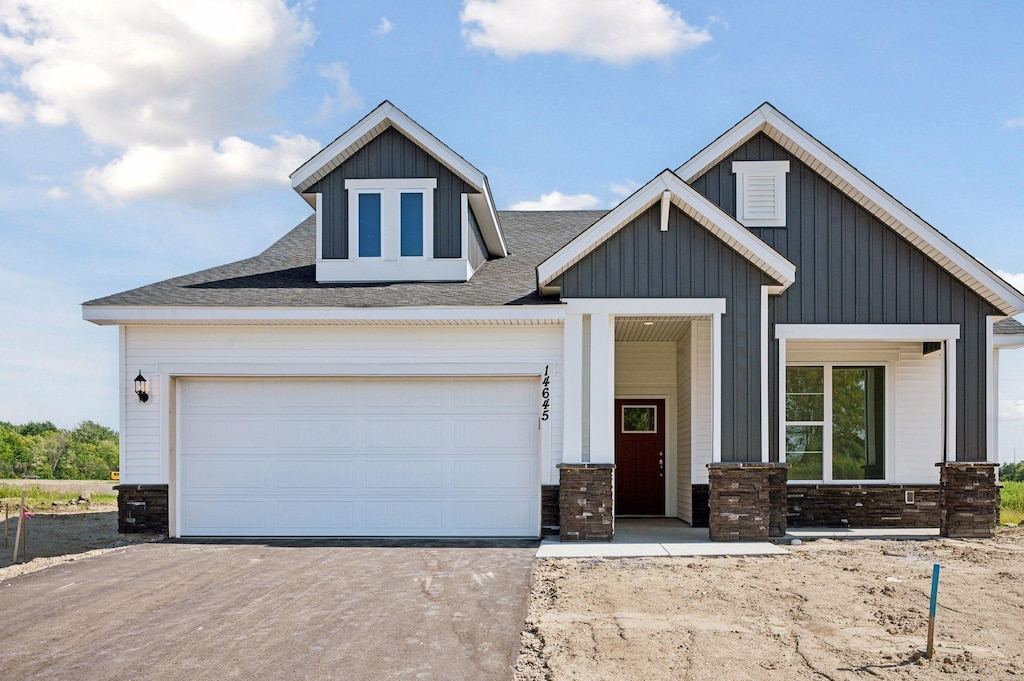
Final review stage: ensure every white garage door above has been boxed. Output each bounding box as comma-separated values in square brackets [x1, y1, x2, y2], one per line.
[177, 377, 540, 537]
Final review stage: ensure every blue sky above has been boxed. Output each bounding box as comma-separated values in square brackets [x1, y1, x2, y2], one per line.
[1, 0, 1023, 460]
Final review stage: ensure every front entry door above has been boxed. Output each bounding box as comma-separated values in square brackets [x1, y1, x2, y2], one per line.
[615, 399, 666, 515]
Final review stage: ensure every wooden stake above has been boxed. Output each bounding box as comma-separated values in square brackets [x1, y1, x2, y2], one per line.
[11, 489, 26, 564]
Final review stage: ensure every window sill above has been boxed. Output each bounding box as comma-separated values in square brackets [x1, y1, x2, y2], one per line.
[316, 258, 472, 283]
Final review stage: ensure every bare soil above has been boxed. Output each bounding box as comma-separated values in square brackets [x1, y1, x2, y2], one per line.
[0, 501, 152, 582]
[515, 528, 1024, 680]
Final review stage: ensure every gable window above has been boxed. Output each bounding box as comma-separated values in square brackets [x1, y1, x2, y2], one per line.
[785, 364, 886, 482]
[732, 160, 790, 227]
[346, 178, 436, 260]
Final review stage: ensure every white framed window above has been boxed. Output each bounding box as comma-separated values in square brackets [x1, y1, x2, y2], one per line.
[621, 405, 658, 433]
[732, 160, 790, 227]
[345, 178, 436, 260]
[785, 363, 887, 482]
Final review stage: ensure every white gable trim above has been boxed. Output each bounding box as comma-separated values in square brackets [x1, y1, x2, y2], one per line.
[677, 103, 1024, 316]
[290, 101, 507, 257]
[537, 170, 796, 292]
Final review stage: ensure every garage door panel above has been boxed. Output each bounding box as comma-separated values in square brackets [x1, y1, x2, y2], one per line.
[364, 460, 444, 489]
[184, 380, 265, 409]
[185, 499, 267, 531]
[184, 458, 266, 489]
[454, 417, 538, 449]
[453, 379, 535, 409]
[275, 418, 355, 448]
[365, 501, 444, 530]
[454, 500, 534, 531]
[454, 459, 535, 489]
[277, 501, 354, 530]
[184, 416, 270, 449]
[276, 460, 355, 489]
[366, 419, 444, 449]
[178, 377, 540, 537]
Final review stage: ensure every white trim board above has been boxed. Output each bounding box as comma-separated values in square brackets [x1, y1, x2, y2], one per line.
[677, 103, 1024, 316]
[776, 324, 960, 341]
[564, 298, 727, 316]
[83, 305, 568, 325]
[537, 170, 796, 294]
[995, 333, 1024, 349]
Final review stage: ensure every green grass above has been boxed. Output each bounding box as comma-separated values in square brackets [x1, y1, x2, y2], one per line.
[1001, 480, 1024, 525]
[0, 485, 117, 509]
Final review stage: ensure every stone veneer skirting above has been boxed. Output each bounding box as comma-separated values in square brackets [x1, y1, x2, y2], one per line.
[557, 463, 615, 541]
[708, 463, 789, 541]
[937, 462, 1000, 538]
[114, 484, 169, 535]
[787, 485, 941, 527]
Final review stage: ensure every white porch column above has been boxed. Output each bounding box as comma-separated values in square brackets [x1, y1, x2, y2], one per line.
[711, 311, 722, 463]
[588, 312, 615, 464]
[945, 335, 958, 461]
[562, 312, 584, 464]
[986, 316, 996, 462]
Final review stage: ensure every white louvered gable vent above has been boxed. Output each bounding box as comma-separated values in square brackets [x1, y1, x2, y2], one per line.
[732, 160, 790, 227]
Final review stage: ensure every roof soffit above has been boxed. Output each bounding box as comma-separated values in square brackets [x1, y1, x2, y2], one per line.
[676, 103, 1024, 316]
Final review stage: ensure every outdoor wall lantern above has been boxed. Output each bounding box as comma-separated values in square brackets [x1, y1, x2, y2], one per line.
[134, 371, 149, 403]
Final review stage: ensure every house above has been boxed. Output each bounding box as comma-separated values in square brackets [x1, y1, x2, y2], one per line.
[83, 102, 1024, 541]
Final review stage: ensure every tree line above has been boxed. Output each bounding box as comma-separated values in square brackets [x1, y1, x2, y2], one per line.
[0, 421, 118, 480]
[1001, 462, 1024, 483]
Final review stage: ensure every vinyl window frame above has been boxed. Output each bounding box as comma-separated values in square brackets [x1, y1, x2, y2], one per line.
[345, 178, 437, 261]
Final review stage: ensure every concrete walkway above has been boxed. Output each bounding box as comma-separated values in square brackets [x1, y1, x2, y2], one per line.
[537, 518, 789, 558]
[536, 519, 944, 558]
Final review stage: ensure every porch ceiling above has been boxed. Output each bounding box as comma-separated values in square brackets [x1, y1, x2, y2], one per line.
[615, 316, 709, 342]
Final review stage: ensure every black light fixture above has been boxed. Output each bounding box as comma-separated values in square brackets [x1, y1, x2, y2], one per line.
[134, 370, 149, 403]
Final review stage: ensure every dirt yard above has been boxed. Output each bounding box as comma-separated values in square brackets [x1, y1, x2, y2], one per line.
[0, 500, 150, 582]
[515, 528, 1024, 680]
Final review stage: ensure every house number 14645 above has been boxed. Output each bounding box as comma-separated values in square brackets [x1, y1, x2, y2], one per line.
[541, 365, 551, 421]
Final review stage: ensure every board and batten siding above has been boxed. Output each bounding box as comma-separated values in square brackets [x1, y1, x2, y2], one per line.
[690, 132, 1002, 461]
[787, 340, 944, 483]
[311, 126, 476, 260]
[121, 324, 564, 485]
[556, 203, 773, 462]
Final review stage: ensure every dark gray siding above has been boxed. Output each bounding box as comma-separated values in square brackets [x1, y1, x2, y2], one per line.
[467, 204, 489, 270]
[311, 126, 476, 259]
[691, 133, 1002, 462]
[556, 203, 774, 462]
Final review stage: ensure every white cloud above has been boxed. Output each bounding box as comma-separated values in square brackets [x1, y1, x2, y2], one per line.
[1001, 399, 1024, 421]
[510, 191, 603, 211]
[1004, 118, 1024, 130]
[997, 270, 1024, 295]
[609, 180, 640, 197]
[317, 62, 363, 121]
[45, 186, 68, 199]
[375, 17, 394, 35]
[0, 91, 29, 124]
[460, 0, 711, 64]
[0, 0, 318, 201]
[82, 134, 321, 202]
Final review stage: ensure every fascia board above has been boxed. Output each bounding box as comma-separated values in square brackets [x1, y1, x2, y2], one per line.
[995, 334, 1024, 349]
[536, 171, 795, 289]
[81, 305, 567, 325]
[290, 103, 486, 195]
[677, 103, 1024, 316]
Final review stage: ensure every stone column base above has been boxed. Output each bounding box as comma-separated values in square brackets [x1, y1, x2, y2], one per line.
[708, 463, 790, 541]
[937, 462, 1000, 538]
[557, 463, 614, 541]
[114, 484, 169, 535]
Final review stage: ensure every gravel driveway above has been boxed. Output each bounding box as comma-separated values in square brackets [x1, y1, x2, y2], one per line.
[0, 538, 537, 680]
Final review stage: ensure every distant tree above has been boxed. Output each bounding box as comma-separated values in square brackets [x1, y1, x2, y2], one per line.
[18, 421, 58, 437]
[1001, 462, 1024, 483]
[70, 421, 118, 445]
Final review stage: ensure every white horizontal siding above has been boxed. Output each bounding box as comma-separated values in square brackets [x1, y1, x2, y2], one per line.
[123, 324, 564, 485]
[676, 325, 692, 522]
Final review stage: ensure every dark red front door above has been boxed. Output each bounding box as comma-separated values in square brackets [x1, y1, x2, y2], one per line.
[615, 399, 666, 515]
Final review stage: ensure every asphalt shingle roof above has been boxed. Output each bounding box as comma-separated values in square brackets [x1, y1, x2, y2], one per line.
[84, 211, 605, 308]
[995, 317, 1024, 335]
